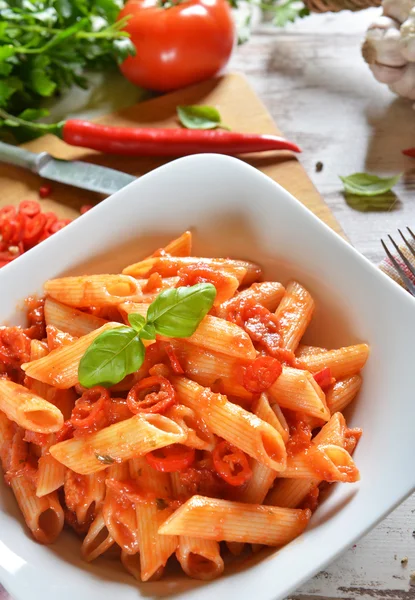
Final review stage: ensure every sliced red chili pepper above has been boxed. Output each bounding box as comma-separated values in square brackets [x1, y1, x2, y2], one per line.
[177, 263, 228, 289]
[212, 440, 252, 486]
[39, 184, 52, 198]
[49, 218, 72, 234]
[165, 343, 184, 374]
[142, 272, 163, 293]
[55, 420, 75, 443]
[228, 300, 281, 356]
[19, 200, 41, 218]
[80, 204, 94, 215]
[146, 444, 195, 472]
[2, 214, 26, 246]
[127, 375, 176, 414]
[43, 212, 58, 233]
[313, 367, 335, 390]
[71, 386, 110, 433]
[0, 205, 16, 225]
[23, 213, 47, 248]
[241, 356, 282, 394]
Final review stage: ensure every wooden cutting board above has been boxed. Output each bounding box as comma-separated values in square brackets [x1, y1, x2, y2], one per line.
[0, 73, 342, 235]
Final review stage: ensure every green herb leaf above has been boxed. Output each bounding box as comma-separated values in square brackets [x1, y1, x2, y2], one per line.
[128, 313, 145, 333]
[139, 322, 156, 341]
[79, 326, 145, 388]
[177, 105, 228, 131]
[18, 108, 50, 121]
[95, 453, 116, 464]
[344, 192, 398, 212]
[147, 284, 216, 338]
[272, 0, 310, 27]
[339, 173, 401, 197]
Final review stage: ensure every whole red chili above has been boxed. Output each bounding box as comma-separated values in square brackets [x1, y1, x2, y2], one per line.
[127, 375, 176, 414]
[146, 444, 195, 473]
[212, 440, 252, 486]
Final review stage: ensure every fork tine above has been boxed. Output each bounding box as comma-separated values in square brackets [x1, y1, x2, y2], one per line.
[381, 238, 415, 297]
[398, 229, 415, 260]
[388, 234, 415, 280]
[407, 226, 415, 244]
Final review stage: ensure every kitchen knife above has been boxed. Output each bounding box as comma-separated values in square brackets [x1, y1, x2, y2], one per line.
[0, 141, 136, 195]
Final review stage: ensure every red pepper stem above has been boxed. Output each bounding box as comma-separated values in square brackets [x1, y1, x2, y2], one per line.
[62, 119, 301, 156]
[402, 148, 415, 158]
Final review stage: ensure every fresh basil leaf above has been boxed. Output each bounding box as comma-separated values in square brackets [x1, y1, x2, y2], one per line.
[177, 105, 228, 131]
[78, 326, 145, 388]
[339, 173, 401, 197]
[140, 322, 156, 341]
[147, 284, 216, 338]
[345, 192, 398, 212]
[128, 313, 145, 333]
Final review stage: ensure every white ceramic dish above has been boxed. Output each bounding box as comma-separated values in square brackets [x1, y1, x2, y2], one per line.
[0, 154, 414, 600]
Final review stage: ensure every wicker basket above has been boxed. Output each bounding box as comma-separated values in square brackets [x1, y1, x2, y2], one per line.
[304, 0, 380, 12]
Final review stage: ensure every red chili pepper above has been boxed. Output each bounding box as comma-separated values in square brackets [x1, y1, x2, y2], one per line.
[165, 343, 184, 374]
[71, 386, 110, 433]
[39, 184, 52, 198]
[0, 205, 16, 225]
[127, 375, 176, 414]
[43, 212, 58, 233]
[145, 444, 195, 472]
[60, 120, 301, 156]
[23, 213, 47, 248]
[402, 148, 415, 157]
[241, 356, 282, 394]
[212, 440, 252, 486]
[313, 367, 335, 390]
[49, 218, 72, 234]
[55, 420, 75, 443]
[80, 204, 94, 215]
[19, 200, 41, 218]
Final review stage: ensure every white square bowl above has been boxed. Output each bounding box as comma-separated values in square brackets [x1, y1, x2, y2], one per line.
[0, 154, 414, 600]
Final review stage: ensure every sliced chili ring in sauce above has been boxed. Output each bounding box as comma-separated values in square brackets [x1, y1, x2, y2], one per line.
[145, 444, 195, 473]
[212, 440, 252, 486]
[241, 356, 282, 394]
[71, 386, 110, 431]
[127, 375, 176, 414]
[313, 367, 334, 390]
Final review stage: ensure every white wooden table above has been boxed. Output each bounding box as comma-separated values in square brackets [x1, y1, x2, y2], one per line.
[1, 9, 414, 600]
[230, 10, 415, 600]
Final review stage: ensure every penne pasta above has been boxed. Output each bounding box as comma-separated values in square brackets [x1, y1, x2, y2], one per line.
[274, 281, 315, 351]
[81, 512, 114, 562]
[130, 457, 178, 581]
[166, 404, 216, 451]
[44, 274, 143, 308]
[0, 232, 369, 585]
[159, 496, 311, 546]
[176, 536, 224, 581]
[282, 444, 359, 482]
[298, 344, 370, 379]
[64, 471, 106, 524]
[11, 473, 64, 544]
[215, 281, 285, 319]
[122, 256, 260, 286]
[36, 453, 66, 497]
[103, 489, 139, 555]
[0, 380, 63, 433]
[22, 322, 122, 389]
[160, 315, 256, 360]
[147, 231, 192, 258]
[50, 413, 187, 474]
[44, 297, 107, 337]
[326, 375, 362, 413]
[173, 376, 287, 471]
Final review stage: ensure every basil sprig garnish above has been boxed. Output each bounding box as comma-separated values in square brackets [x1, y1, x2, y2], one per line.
[78, 283, 216, 389]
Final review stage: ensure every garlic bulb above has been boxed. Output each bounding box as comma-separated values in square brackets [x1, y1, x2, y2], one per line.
[363, 2, 415, 99]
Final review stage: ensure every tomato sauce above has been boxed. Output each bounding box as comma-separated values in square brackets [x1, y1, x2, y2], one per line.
[285, 412, 313, 456]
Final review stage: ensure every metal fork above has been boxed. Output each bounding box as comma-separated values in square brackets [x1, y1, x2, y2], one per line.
[381, 227, 415, 296]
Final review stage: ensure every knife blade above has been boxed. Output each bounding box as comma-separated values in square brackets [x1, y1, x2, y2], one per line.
[0, 141, 136, 195]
